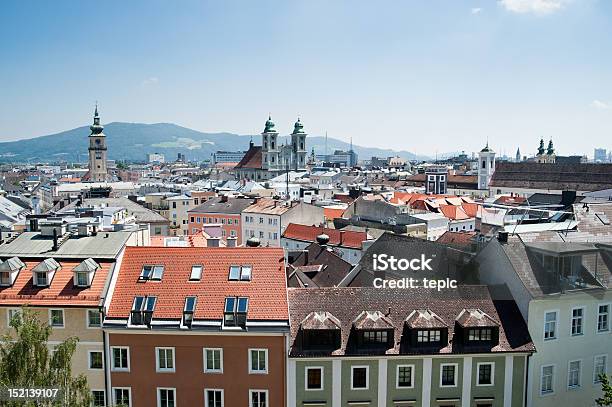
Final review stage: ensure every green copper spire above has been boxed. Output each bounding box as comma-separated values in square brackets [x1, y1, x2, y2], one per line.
[547, 139, 554, 155]
[263, 115, 277, 133]
[292, 117, 305, 134]
[537, 138, 545, 155]
[90, 103, 104, 135]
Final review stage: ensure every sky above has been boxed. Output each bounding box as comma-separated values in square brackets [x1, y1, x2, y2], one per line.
[1, 0, 611, 158]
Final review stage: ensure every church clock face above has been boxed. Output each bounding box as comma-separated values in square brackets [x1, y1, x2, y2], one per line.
[95, 139, 101, 145]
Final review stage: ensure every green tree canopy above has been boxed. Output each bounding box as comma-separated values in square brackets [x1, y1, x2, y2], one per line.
[0, 308, 91, 406]
[597, 374, 612, 407]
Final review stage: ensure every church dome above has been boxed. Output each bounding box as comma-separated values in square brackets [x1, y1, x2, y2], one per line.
[263, 115, 276, 133]
[480, 142, 493, 153]
[89, 105, 104, 135]
[292, 118, 305, 134]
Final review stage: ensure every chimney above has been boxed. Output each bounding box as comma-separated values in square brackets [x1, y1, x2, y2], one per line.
[227, 237, 237, 248]
[52, 228, 59, 251]
[302, 249, 309, 265]
[497, 231, 508, 243]
[207, 237, 220, 247]
[221, 195, 228, 203]
[339, 230, 345, 246]
[246, 237, 261, 247]
[561, 190, 576, 207]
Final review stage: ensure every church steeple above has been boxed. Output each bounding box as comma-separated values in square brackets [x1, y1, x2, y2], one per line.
[547, 139, 555, 155]
[537, 138, 545, 156]
[90, 104, 104, 135]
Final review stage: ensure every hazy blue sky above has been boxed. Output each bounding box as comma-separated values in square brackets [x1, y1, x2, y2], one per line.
[1, 0, 611, 157]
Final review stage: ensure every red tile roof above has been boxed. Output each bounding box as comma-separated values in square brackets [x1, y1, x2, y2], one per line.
[234, 146, 262, 169]
[438, 204, 470, 220]
[106, 246, 288, 321]
[0, 260, 113, 307]
[282, 223, 368, 249]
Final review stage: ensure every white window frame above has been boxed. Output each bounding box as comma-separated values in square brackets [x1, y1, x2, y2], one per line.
[476, 362, 495, 386]
[396, 364, 415, 389]
[305, 366, 324, 391]
[248, 348, 268, 374]
[570, 306, 584, 336]
[594, 354, 608, 384]
[112, 387, 132, 407]
[543, 310, 559, 341]
[88, 350, 104, 370]
[86, 309, 101, 329]
[540, 364, 555, 396]
[248, 389, 268, 407]
[204, 388, 224, 407]
[48, 308, 65, 328]
[567, 359, 582, 389]
[155, 347, 176, 373]
[439, 363, 459, 388]
[597, 303, 611, 333]
[156, 387, 176, 407]
[203, 348, 223, 373]
[111, 346, 130, 372]
[7, 308, 20, 325]
[350, 365, 370, 390]
[91, 389, 106, 407]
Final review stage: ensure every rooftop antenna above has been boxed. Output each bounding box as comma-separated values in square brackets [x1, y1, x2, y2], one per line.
[325, 131, 328, 157]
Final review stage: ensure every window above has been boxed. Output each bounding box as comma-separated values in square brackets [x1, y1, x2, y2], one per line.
[205, 389, 224, 407]
[49, 309, 64, 328]
[190, 265, 203, 281]
[7, 308, 21, 324]
[183, 296, 196, 327]
[92, 390, 105, 407]
[111, 347, 129, 371]
[204, 348, 223, 373]
[156, 347, 175, 372]
[351, 366, 369, 389]
[35, 272, 48, 286]
[396, 365, 414, 388]
[87, 309, 101, 328]
[259, 217, 264, 224]
[362, 330, 387, 344]
[594, 355, 607, 383]
[477, 363, 494, 386]
[76, 271, 88, 287]
[223, 296, 248, 327]
[0, 271, 10, 286]
[228, 265, 240, 280]
[571, 307, 584, 336]
[568, 360, 581, 388]
[113, 388, 131, 406]
[190, 216, 195, 223]
[89, 351, 103, 370]
[130, 296, 156, 326]
[469, 328, 492, 341]
[544, 311, 557, 340]
[440, 364, 457, 387]
[417, 329, 441, 343]
[541, 365, 554, 395]
[157, 388, 175, 407]
[598, 304, 610, 332]
[140, 265, 153, 280]
[305, 367, 323, 390]
[249, 390, 268, 407]
[139, 265, 164, 280]
[249, 349, 268, 374]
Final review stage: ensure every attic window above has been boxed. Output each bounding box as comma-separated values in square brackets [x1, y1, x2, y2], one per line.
[223, 296, 248, 328]
[183, 296, 197, 327]
[32, 258, 61, 287]
[130, 296, 157, 326]
[468, 328, 492, 341]
[140, 265, 164, 281]
[73, 258, 99, 288]
[0, 257, 25, 287]
[190, 265, 203, 281]
[228, 265, 252, 281]
[417, 329, 441, 343]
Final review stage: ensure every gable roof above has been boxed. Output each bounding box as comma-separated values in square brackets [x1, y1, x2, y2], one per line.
[234, 146, 263, 170]
[283, 223, 368, 249]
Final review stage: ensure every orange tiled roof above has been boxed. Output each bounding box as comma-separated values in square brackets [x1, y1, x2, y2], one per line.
[438, 204, 470, 220]
[0, 261, 112, 307]
[282, 223, 367, 249]
[106, 246, 288, 321]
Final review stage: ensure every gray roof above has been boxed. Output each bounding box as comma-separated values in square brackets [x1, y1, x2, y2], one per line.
[57, 197, 168, 224]
[0, 231, 133, 260]
[32, 258, 60, 272]
[73, 258, 100, 272]
[188, 197, 254, 215]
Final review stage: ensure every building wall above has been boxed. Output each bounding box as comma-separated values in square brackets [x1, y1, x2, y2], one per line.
[189, 213, 242, 243]
[108, 332, 286, 407]
[242, 213, 282, 246]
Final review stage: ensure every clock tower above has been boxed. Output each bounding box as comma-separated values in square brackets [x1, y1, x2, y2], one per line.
[87, 105, 109, 182]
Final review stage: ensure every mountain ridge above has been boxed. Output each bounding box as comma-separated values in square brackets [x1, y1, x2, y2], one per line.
[0, 122, 429, 163]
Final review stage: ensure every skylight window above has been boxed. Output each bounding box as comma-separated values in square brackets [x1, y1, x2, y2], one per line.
[223, 296, 249, 328]
[140, 266, 153, 280]
[228, 265, 252, 281]
[183, 296, 197, 327]
[130, 296, 157, 326]
[151, 265, 164, 280]
[190, 265, 203, 281]
[139, 265, 164, 281]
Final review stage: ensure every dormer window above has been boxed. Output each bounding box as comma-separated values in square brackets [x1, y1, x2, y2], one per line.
[32, 258, 61, 287]
[468, 328, 492, 341]
[223, 296, 248, 328]
[0, 257, 25, 287]
[140, 265, 164, 281]
[183, 296, 196, 327]
[190, 265, 203, 281]
[228, 265, 252, 281]
[73, 258, 99, 288]
[455, 309, 499, 346]
[352, 311, 394, 348]
[300, 311, 342, 350]
[362, 330, 388, 345]
[417, 329, 441, 343]
[130, 296, 157, 326]
[405, 309, 448, 348]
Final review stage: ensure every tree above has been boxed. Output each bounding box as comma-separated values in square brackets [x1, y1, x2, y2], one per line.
[597, 374, 612, 407]
[0, 308, 91, 406]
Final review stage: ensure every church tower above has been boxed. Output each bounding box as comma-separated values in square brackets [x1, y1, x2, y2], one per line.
[515, 147, 521, 162]
[290, 118, 307, 171]
[87, 105, 109, 182]
[261, 116, 279, 171]
[478, 142, 495, 190]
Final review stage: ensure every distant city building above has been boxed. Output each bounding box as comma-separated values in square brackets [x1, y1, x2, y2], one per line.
[86, 106, 110, 182]
[147, 152, 165, 163]
[316, 149, 358, 168]
[212, 150, 246, 164]
[177, 152, 186, 162]
[516, 147, 521, 162]
[425, 165, 448, 194]
[535, 138, 556, 164]
[478, 143, 496, 190]
[594, 147, 608, 163]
